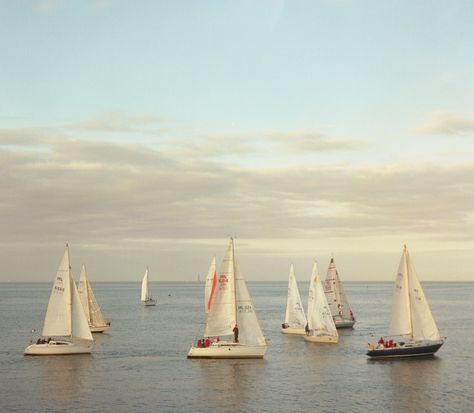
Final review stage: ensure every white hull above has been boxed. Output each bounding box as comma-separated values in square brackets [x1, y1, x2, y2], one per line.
[304, 334, 339, 344]
[187, 342, 266, 359]
[281, 327, 306, 335]
[24, 340, 93, 356]
[335, 320, 355, 329]
[142, 299, 156, 306]
[90, 324, 111, 333]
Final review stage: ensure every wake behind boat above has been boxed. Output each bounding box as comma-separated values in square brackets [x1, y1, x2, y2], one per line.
[187, 238, 267, 359]
[24, 245, 94, 356]
[78, 264, 111, 333]
[141, 268, 156, 306]
[281, 263, 306, 335]
[304, 262, 339, 344]
[367, 245, 444, 359]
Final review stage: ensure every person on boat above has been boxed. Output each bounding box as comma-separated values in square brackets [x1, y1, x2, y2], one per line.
[233, 324, 239, 343]
[305, 323, 310, 335]
[282, 323, 289, 329]
[205, 338, 210, 347]
[377, 337, 385, 349]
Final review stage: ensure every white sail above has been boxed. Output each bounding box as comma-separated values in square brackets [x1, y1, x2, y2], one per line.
[204, 241, 236, 337]
[234, 259, 266, 345]
[389, 246, 441, 341]
[42, 246, 72, 337]
[70, 271, 94, 341]
[204, 256, 217, 314]
[324, 257, 353, 322]
[307, 262, 338, 337]
[78, 265, 106, 327]
[141, 269, 150, 302]
[284, 264, 307, 328]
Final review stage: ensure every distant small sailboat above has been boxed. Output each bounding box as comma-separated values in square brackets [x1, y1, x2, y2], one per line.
[24, 245, 94, 355]
[141, 268, 156, 306]
[367, 246, 444, 358]
[324, 257, 355, 328]
[77, 265, 111, 333]
[281, 263, 307, 335]
[304, 262, 339, 344]
[204, 256, 217, 314]
[187, 238, 267, 359]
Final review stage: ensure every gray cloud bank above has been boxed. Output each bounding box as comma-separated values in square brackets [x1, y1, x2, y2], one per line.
[1, 125, 473, 281]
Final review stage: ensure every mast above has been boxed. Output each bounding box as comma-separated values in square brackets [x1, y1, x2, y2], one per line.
[231, 237, 237, 325]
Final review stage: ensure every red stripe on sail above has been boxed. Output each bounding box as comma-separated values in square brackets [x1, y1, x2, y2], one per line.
[207, 271, 217, 310]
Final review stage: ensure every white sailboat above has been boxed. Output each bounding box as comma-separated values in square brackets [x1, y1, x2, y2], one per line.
[77, 264, 111, 333]
[304, 262, 339, 343]
[204, 256, 217, 314]
[187, 238, 267, 359]
[367, 245, 444, 358]
[281, 263, 307, 335]
[24, 245, 94, 356]
[324, 257, 356, 328]
[141, 268, 156, 306]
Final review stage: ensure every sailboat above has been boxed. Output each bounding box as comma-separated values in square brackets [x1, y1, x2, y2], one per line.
[204, 256, 217, 314]
[367, 245, 444, 358]
[187, 238, 267, 359]
[24, 245, 94, 355]
[324, 257, 356, 328]
[141, 268, 156, 306]
[281, 263, 307, 335]
[304, 262, 339, 343]
[77, 264, 111, 333]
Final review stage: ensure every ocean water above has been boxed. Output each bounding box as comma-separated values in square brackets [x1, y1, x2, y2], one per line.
[0, 282, 473, 413]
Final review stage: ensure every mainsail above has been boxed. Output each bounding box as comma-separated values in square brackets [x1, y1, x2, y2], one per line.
[324, 257, 353, 322]
[284, 264, 307, 328]
[141, 269, 150, 302]
[388, 246, 441, 341]
[78, 265, 106, 327]
[307, 262, 338, 337]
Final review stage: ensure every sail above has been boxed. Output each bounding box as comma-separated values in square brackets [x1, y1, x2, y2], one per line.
[324, 257, 353, 322]
[141, 269, 149, 301]
[234, 259, 266, 345]
[42, 246, 72, 337]
[406, 249, 441, 341]
[204, 256, 217, 313]
[78, 265, 91, 324]
[204, 241, 236, 337]
[388, 247, 412, 337]
[284, 264, 307, 328]
[307, 264, 338, 337]
[70, 271, 94, 341]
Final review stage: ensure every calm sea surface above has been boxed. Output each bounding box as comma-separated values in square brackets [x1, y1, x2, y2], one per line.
[1, 282, 473, 412]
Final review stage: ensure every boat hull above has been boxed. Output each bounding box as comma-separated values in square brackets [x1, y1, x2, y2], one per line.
[24, 340, 93, 356]
[335, 320, 355, 329]
[367, 340, 444, 359]
[281, 327, 306, 335]
[90, 325, 111, 333]
[304, 334, 339, 344]
[142, 299, 156, 306]
[187, 342, 267, 359]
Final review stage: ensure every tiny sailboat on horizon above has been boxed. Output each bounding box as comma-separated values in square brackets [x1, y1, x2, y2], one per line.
[24, 245, 94, 356]
[281, 263, 307, 335]
[141, 268, 156, 306]
[367, 245, 444, 358]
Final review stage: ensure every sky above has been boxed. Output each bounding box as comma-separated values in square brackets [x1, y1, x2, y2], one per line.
[0, 0, 473, 282]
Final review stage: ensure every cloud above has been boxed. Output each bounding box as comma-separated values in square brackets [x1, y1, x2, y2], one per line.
[418, 112, 474, 135]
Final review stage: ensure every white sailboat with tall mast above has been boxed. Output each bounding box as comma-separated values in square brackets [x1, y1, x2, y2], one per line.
[367, 245, 444, 358]
[77, 264, 111, 333]
[281, 263, 307, 335]
[24, 245, 94, 355]
[187, 238, 267, 358]
[141, 268, 156, 306]
[204, 256, 217, 314]
[304, 262, 339, 343]
[324, 256, 355, 328]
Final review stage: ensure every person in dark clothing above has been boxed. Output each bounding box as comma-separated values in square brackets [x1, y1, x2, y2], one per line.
[233, 324, 239, 343]
[305, 323, 310, 335]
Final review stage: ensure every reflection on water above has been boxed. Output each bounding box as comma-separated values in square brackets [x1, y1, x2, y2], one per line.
[36, 355, 92, 408]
